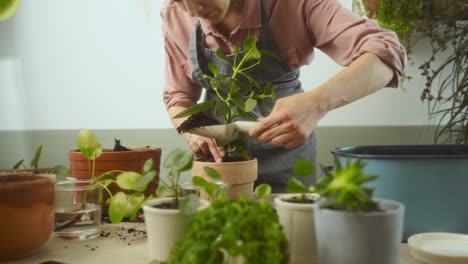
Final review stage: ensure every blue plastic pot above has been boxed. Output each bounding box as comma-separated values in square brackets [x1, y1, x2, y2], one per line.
[331, 144, 468, 240]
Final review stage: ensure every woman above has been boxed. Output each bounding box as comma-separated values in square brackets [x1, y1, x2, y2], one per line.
[161, 0, 406, 192]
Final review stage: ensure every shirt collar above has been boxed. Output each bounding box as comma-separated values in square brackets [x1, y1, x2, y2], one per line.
[200, 0, 261, 36]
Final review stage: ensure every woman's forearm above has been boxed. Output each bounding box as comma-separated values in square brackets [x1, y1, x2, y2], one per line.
[307, 52, 394, 114]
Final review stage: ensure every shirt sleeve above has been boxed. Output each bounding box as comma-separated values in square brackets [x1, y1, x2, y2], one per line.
[305, 0, 407, 87]
[161, 2, 202, 109]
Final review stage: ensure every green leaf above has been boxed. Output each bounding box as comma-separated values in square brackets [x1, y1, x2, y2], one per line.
[108, 192, 127, 223]
[244, 98, 257, 112]
[192, 176, 209, 187]
[163, 149, 194, 172]
[203, 166, 222, 180]
[260, 49, 281, 60]
[13, 159, 24, 169]
[180, 194, 201, 216]
[49, 165, 70, 181]
[76, 130, 103, 160]
[215, 48, 233, 66]
[116, 172, 146, 192]
[173, 101, 213, 119]
[293, 159, 314, 177]
[142, 158, 154, 173]
[156, 185, 174, 197]
[243, 37, 261, 61]
[208, 63, 219, 77]
[30, 145, 43, 169]
[214, 101, 229, 117]
[231, 94, 245, 110]
[137, 171, 156, 190]
[125, 193, 146, 218]
[233, 45, 241, 56]
[286, 177, 306, 194]
[255, 184, 271, 199]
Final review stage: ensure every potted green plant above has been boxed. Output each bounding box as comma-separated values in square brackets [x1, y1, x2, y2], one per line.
[71, 130, 158, 223]
[164, 182, 287, 264]
[273, 159, 319, 264]
[10, 144, 70, 180]
[69, 130, 161, 214]
[353, 0, 467, 143]
[313, 159, 405, 264]
[143, 148, 209, 263]
[174, 36, 276, 198]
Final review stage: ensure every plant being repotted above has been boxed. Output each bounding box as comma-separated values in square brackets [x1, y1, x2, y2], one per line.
[313, 159, 405, 264]
[164, 180, 288, 264]
[175, 36, 276, 198]
[143, 148, 209, 263]
[274, 159, 319, 264]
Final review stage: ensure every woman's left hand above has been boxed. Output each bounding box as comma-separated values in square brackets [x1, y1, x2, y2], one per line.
[249, 92, 327, 149]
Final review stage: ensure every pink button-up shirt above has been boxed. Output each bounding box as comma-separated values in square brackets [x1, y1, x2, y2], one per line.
[161, 0, 407, 109]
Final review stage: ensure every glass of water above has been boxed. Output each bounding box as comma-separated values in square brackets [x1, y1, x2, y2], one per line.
[54, 179, 102, 240]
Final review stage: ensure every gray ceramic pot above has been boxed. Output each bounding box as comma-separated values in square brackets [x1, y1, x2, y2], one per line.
[331, 144, 468, 239]
[313, 199, 404, 264]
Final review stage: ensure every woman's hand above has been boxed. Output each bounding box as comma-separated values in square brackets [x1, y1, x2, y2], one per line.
[186, 134, 225, 162]
[249, 92, 327, 149]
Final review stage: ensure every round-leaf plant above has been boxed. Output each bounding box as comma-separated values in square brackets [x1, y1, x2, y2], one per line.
[285, 159, 317, 203]
[76, 130, 157, 223]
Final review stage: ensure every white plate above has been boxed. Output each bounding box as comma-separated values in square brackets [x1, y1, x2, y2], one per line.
[408, 233, 468, 264]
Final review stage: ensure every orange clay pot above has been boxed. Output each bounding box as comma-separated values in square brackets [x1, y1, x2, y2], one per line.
[68, 147, 161, 214]
[192, 158, 257, 199]
[0, 172, 55, 261]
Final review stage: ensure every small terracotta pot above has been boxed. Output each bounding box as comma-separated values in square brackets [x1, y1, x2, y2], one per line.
[192, 158, 257, 199]
[0, 171, 55, 261]
[69, 147, 161, 214]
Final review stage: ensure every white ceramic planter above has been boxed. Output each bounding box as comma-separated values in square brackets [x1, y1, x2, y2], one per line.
[143, 197, 209, 262]
[274, 193, 320, 264]
[313, 198, 405, 264]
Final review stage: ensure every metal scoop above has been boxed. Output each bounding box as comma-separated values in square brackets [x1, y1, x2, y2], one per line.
[188, 121, 257, 145]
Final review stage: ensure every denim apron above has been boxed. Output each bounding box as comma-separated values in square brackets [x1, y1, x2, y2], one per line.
[188, 0, 316, 192]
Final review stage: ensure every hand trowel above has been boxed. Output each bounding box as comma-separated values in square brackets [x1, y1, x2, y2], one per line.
[188, 121, 258, 145]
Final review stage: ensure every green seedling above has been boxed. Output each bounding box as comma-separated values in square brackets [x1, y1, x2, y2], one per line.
[285, 159, 316, 203]
[317, 159, 380, 212]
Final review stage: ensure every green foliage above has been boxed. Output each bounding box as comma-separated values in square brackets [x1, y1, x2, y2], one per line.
[12, 144, 70, 181]
[316, 160, 379, 212]
[75, 130, 157, 223]
[165, 195, 287, 264]
[285, 159, 316, 203]
[174, 37, 277, 159]
[155, 148, 199, 210]
[355, 0, 468, 143]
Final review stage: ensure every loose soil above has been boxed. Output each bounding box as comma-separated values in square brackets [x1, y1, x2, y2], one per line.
[177, 112, 221, 134]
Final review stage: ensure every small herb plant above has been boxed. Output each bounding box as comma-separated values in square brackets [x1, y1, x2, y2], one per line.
[285, 159, 317, 203]
[154, 148, 200, 211]
[316, 159, 379, 212]
[174, 36, 277, 160]
[13, 144, 70, 181]
[165, 182, 287, 264]
[76, 130, 157, 223]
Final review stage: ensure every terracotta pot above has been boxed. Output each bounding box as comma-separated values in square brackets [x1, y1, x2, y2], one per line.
[0, 171, 55, 261]
[192, 158, 257, 199]
[68, 147, 161, 214]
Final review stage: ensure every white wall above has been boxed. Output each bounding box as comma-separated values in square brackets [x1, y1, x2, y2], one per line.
[0, 0, 432, 130]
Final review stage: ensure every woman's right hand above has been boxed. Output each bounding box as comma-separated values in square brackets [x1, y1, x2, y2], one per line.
[186, 134, 225, 162]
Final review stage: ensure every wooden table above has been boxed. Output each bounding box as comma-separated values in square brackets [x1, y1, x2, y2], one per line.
[7, 222, 425, 264]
